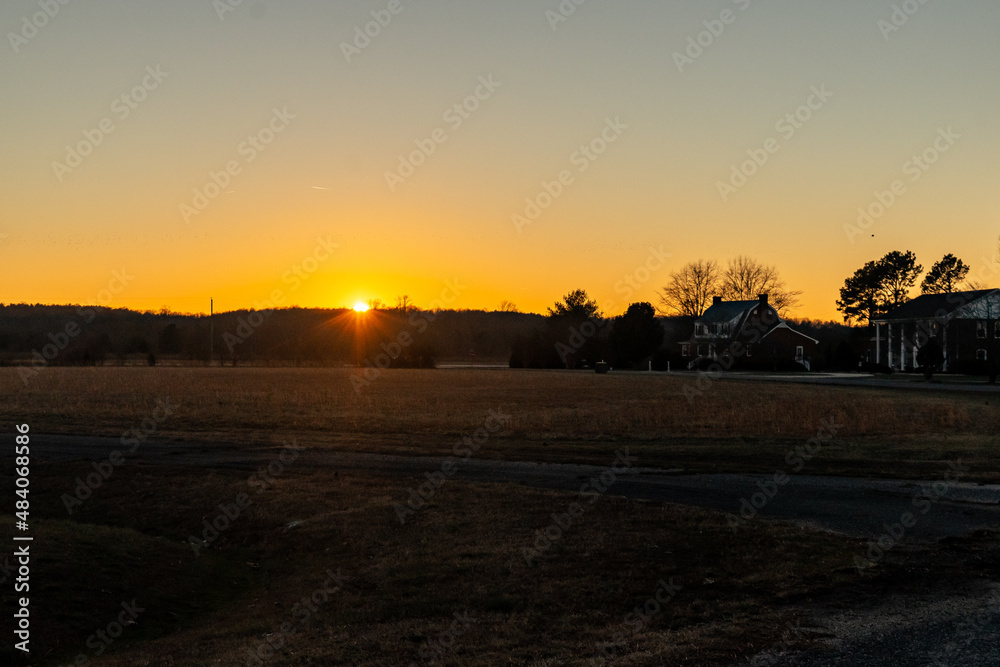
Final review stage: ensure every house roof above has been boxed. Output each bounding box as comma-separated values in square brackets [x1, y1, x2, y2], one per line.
[761, 322, 819, 344]
[699, 300, 760, 323]
[874, 289, 998, 322]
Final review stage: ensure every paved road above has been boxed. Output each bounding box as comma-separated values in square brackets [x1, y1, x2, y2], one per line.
[31, 433, 1000, 666]
[32, 433, 1000, 542]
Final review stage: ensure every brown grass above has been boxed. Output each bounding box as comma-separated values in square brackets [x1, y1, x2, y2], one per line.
[3, 459, 863, 666]
[3, 367, 999, 480]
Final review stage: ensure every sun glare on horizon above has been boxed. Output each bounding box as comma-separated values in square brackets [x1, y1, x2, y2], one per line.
[353, 301, 370, 313]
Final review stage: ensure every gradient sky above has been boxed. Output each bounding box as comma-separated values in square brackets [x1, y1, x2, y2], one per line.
[2, 0, 998, 319]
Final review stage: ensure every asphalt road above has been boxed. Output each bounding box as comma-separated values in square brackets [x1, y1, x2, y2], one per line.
[30, 433, 1000, 542]
[29, 433, 1000, 666]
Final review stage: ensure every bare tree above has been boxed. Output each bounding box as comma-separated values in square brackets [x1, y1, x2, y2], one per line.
[394, 295, 412, 312]
[497, 300, 519, 313]
[720, 255, 802, 315]
[366, 298, 385, 310]
[657, 260, 720, 318]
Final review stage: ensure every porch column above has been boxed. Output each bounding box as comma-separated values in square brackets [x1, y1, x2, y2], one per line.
[888, 322, 893, 369]
[875, 322, 881, 365]
[942, 323, 948, 372]
[901, 323, 906, 370]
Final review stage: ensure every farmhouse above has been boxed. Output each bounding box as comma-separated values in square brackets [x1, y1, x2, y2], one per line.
[870, 288, 1000, 373]
[681, 294, 818, 370]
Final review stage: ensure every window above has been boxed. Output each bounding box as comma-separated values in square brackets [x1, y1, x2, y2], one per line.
[977, 349, 988, 361]
[977, 321, 987, 339]
[995, 322, 1000, 338]
[795, 345, 804, 360]
[681, 344, 690, 357]
[698, 344, 707, 356]
[721, 323, 731, 336]
[746, 344, 753, 358]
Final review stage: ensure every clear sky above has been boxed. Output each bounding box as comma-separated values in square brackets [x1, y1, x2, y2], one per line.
[2, 0, 998, 319]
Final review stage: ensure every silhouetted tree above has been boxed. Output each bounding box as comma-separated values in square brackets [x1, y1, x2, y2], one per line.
[394, 295, 412, 312]
[157, 323, 183, 354]
[658, 260, 720, 317]
[497, 300, 518, 313]
[837, 260, 889, 325]
[837, 250, 922, 324]
[720, 256, 802, 315]
[548, 289, 600, 320]
[610, 302, 664, 367]
[921, 254, 970, 294]
[547, 289, 606, 368]
[881, 250, 922, 309]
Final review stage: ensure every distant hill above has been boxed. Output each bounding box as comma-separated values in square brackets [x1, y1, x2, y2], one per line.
[0, 304, 544, 367]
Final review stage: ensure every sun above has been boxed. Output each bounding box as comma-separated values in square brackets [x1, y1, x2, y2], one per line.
[352, 301, 370, 313]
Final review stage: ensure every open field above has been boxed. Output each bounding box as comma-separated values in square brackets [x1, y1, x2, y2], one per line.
[6, 458, 999, 666]
[3, 367, 1000, 481]
[4, 367, 1000, 664]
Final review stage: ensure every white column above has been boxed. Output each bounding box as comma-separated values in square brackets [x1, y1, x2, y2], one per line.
[899, 322, 906, 371]
[876, 322, 881, 365]
[943, 323, 949, 372]
[888, 322, 893, 369]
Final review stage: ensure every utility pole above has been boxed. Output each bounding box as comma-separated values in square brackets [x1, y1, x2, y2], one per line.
[209, 297, 214, 366]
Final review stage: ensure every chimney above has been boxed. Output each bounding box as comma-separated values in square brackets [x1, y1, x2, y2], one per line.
[712, 296, 722, 306]
[758, 294, 769, 306]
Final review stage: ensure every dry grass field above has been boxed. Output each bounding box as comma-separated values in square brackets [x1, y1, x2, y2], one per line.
[2, 366, 999, 480]
[3, 367, 999, 665]
[3, 460, 870, 666]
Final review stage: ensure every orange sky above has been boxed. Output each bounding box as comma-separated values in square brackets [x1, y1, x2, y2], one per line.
[2, 1, 998, 320]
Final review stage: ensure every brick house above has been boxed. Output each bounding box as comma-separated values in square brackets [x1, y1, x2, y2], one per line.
[870, 288, 1000, 372]
[681, 294, 818, 370]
